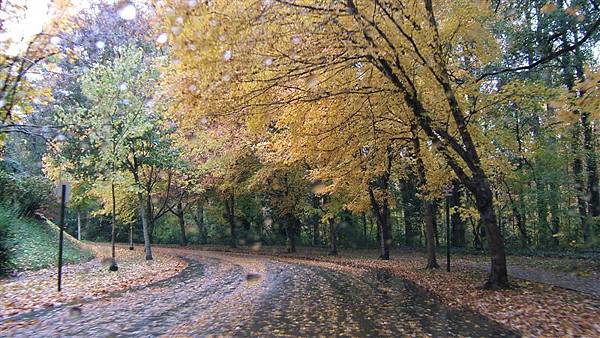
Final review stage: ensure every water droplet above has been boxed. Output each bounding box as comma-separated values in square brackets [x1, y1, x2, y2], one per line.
[188, 43, 196, 51]
[222, 73, 231, 81]
[156, 33, 168, 44]
[56, 134, 66, 141]
[291, 35, 301, 45]
[200, 117, 208, 124]
[95, 41, 105, 49]
[118, 83, 128, 91]
[209, 18, 218, 26]
[176, 16, 184, 24]
[122, 98, 130, 105]
[171, 26, 181, 35]
[188, 84, 197, 92]
[0, 99, 6, 108]
[50, 36, 61, 45]
[263, 57, 273, 66]
[187, 0, 197, 7]
[223, 50, 232, 61]
[306, 74, 318, 88]
[117, 3, 137, 20]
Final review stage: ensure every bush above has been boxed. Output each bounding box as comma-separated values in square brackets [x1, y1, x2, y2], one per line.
[0, 211, 15, 275]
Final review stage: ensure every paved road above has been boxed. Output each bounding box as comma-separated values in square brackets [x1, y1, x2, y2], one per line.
[1, 249, 517, 337]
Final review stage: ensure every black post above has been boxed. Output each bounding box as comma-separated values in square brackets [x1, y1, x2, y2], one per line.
[57, 184, 66, 291]
[446, 195, 450, 272]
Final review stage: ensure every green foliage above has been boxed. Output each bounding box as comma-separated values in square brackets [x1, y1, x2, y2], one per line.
[0, 166, 53, 217]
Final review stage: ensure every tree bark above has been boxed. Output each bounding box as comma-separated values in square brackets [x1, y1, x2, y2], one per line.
[109, 183, 118, 271]
[362, 212, 368, 248]
[411, 128, 438, 269]
[77, 212, 81, 241]
[368, 186, 391, 260]
[224, 193, 236, 248]
[400, 177, 421, 247]
[450, 184, 465, 247]
[177, 201, 187, 246]
[129, 222, 133, 250]
[582, 112, 599, 241]
[328, 217, 338, 255]
[286, 214, 298, 253]
[137, 192, 153, 260]
[195, 202, 206, 244]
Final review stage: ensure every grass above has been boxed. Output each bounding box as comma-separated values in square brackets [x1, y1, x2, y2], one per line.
[0, 208, 93, 273]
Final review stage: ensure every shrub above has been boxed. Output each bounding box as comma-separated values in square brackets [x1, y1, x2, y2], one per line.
[0, 209, 15, 275]
[0, 167, 53, 216]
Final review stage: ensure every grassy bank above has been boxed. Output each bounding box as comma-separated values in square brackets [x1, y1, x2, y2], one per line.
[0, 208, 93, 273]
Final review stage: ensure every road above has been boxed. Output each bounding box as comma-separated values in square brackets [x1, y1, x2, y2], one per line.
[2, 249, 517, 337]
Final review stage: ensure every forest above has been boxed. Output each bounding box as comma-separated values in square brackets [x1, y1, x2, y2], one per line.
[0, 0, 599, 336]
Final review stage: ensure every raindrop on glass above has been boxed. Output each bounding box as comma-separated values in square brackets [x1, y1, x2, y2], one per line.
[263, 57, 273, 66]
[306, 74, 318, 88]
[95, 41, 106, 49]
[291, 35, 301, 45]
[118, 83, 128, 91]
[223, 50, 232, 61]
[188, 84, 197, 92]
[50, 36, 61, 45]
[157, 33, 168, 44]
[117, 2, 137, 20]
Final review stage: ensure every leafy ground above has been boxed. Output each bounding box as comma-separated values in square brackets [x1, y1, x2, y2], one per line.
[1, 244, 598, 336]
[0, 210, 93, 272]
[1, 248, 515, 336]
[194, 245, 600, 336]
[0, 244, 186, 318]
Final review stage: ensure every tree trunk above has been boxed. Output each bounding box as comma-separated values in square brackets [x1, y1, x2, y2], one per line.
[473, 181, 508, 289]
[411, 130, 438, 269]
[129, 222, 133, 250]
[450, 184, 465, 247]
[573, 128, 589, 242]
[109, 183, 118, 271]
[77, 212, 81, 241]
[286, 214, 298, 253]
[368, 186, 391, 260]
[137, 192, 153, 260]
[224, 193, 236, 248]
[424, 201, 439, 269]
[400, 177, 420, 247]
[195, 202, 205, 244]
[362, 212, 368, 248]
[328, 217, 338, 255]
[146, 194, 155, 244]
[177, 201, 187, 246]
[312, 221, 319, 246]
[582, 112, 599, 241]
